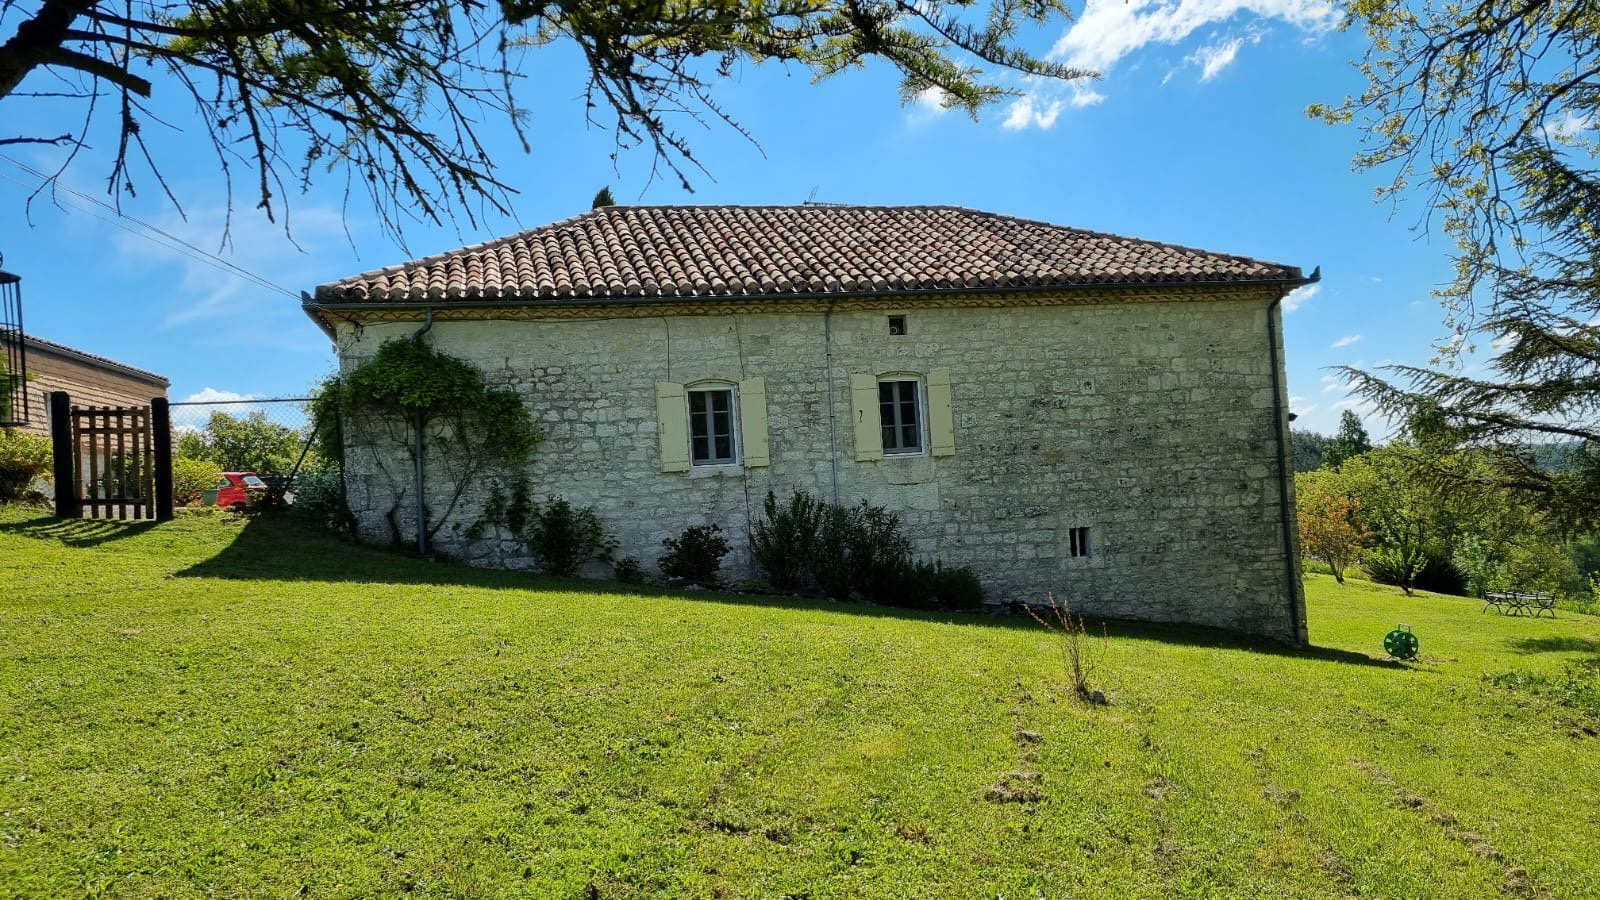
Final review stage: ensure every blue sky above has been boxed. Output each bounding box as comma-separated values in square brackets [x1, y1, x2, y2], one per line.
[1, 0, 1470, 436]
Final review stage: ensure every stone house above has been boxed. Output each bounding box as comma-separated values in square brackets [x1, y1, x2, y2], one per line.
[5, 331, 169, 437]
[308, 205, 1312, 644]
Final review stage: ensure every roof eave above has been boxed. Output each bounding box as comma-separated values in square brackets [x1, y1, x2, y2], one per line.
[304, 269, 1312, 328]
[9, 331, 170, 387]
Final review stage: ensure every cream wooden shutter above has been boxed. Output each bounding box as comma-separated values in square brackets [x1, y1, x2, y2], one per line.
[656, 382, 690, 473]
[738, 377, 770, 468]
[928, 369, 955, 458]
[850, 373, 883, 462]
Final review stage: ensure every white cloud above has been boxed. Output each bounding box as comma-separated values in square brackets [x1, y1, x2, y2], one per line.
[1003, 0, 1338, 129]
[1330, 334, 1362, 348]
[1188, 37, 1244, 82]
[1294, 403, 1319, 417]
[172, 388, 263, 430]
[182, 387, 253, 404]
[1049, 0, 1335, 74]
[170, 387, 311, 432]
[1540, 109, 1593, 142]
[1283, 282, 1320, 312]
[1320, 374, 1348, 395]
[1068, 86, 1106, 108]
[907, 87, 953, 124]
[1002, 96, 1066, 130]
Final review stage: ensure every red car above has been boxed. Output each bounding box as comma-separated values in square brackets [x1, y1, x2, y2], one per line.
[206, 471, 268, 508]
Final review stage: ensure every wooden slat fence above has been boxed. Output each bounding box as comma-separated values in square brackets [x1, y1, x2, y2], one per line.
[67, 403, 156, 519]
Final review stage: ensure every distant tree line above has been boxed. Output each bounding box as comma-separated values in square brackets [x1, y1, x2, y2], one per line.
[1294, 412, 1599, 607]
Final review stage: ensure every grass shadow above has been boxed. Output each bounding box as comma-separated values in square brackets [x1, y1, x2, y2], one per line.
[1508, 635, 1600, 656]
[175, 515, 1403, 670]
[0, 514, 160, 548]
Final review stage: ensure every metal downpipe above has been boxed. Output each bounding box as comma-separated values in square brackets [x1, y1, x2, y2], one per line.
[412, 308, 434, 555]
[1266, 286, 1309, 646]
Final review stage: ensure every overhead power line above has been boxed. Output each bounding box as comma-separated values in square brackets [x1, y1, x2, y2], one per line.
[0, 155, 300, 300]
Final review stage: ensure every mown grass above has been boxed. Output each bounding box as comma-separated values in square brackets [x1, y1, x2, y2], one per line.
[2, 505, 1598, 898]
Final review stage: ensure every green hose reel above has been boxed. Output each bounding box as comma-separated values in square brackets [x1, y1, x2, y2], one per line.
[1384, 624, 1419, 661]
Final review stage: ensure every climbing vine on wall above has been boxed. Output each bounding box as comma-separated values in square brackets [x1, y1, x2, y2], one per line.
[314, 337, 539, 547]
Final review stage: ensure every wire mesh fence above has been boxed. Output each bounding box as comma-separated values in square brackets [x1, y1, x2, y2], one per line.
[168, 397, 320, 507]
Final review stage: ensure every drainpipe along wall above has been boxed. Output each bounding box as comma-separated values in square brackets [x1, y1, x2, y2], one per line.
[412, 308, 434, 555]
[1266, 285, 1310, 646]
[823, 299, 841, 505]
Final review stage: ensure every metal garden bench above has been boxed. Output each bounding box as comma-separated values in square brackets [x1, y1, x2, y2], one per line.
[1483, 590, 1557, 618]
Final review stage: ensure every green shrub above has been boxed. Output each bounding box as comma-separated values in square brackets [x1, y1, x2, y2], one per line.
[809, 499, 912, 602]
[812, 501, 862, 601]
[659, 524, 730, 586]
[526, 496, 616, 577]
[1362, 545, 1431, 595]
[1564, 575, 1600, 616]
[0, 430, 51, 501]
[1452, 537, 1505, 598]
[291, 468, 354, 533]
[838, 502, 912, 604]
[750, 491, 823, 589]
[897, 561, 986, 611]
[1504, 540, 1579, 595]
[612, 558, 647, 584]
[172, 456, 220, 506]
[749, 490, 982, 608]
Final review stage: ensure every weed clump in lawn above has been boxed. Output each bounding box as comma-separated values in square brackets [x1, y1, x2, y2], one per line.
[1485, 660, 1600, 728]
[984, 771, 1045, 804]
[1027, 592, 1108, 704]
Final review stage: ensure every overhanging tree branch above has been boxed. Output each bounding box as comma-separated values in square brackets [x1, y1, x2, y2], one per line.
[1, 0, 1090, 242]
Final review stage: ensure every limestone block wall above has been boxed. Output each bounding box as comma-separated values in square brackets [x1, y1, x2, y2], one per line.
[336, 290, 1304, 643]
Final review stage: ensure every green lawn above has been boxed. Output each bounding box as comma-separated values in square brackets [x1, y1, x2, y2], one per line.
[1, 506, 1597, 898]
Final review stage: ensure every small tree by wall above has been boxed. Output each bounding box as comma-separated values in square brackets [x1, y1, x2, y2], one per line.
[1295, 468, 1369, 583]
[316, 338, 539, 549]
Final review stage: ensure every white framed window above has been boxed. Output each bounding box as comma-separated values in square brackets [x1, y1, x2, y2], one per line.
[849, 370, 954, 462]
[878, 378, 924, 455]
[655, 378, 770, 473]
[688, 386, 738, 466]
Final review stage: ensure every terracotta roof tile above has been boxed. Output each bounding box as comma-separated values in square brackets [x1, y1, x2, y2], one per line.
[314, 205, 1303, 305]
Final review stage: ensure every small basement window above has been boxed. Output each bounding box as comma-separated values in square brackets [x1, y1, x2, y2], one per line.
[878, 379, 923, 455]
[688, 387, 738, 465]
[1068, 527, 1092, 558]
